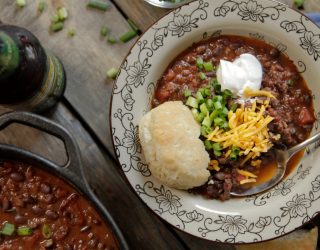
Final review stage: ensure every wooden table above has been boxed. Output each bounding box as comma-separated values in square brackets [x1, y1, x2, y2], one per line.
[0, 0, 319, 249]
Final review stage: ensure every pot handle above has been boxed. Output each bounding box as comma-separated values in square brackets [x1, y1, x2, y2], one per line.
[0, 111, 81, 170]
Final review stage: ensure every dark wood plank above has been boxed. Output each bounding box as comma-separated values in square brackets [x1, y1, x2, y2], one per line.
[113, 0, 168, 31]
[0, 104, 186, 250]
[0, 0, 137, 153]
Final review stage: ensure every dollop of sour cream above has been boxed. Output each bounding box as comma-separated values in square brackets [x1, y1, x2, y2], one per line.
[217, 54, 263, 97]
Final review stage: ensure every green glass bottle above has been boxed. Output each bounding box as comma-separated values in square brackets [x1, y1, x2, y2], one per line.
[0, 24, 66, 113]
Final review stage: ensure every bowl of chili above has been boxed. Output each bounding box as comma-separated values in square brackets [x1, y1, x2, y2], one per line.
[0, 111, 128, 249]
[110, 0, 320, 244]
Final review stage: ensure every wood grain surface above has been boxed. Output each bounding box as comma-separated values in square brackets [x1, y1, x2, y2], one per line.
[0, 0, 320, 249]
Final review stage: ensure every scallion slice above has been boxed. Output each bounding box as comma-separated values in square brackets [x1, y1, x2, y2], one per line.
[196, 113, 205, 123]
[230, 103, 238, 112]
[106, 67, 118, 79]
[50, 22, 64, 32]
[1, 222, 15, 236]
[196, 91, 204, 103]
[214, 101, 222, 110]
[127, 19, 139, 32]
[230, 146, 240, 160]
[38, 1, 45, 13]
[203, 62, 213, 72]
[42, 224, 52, 239]
[199, 72, 206, 80]
[202, 116, 212, 128]
[87, 0, 110, 11]
[17, 226, 32, 236]
[183, 89, 191, 98]
[100, 26, 110, 37]
[119, 30, 137, 43]
[201, 125, 212, 136]
[58, 7, 68, 21]
[200, 103, 209, 115]
[196, 57, 203, 69]
[186, 96, 199, 109]
[107, 36, 117, 44]
[16, 0, 26, 7]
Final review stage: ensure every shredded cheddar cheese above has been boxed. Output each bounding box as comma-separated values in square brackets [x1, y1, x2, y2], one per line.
[243, 87, 275, 99]
[207, 98, 275, 166]
[208, 160, 220, 171]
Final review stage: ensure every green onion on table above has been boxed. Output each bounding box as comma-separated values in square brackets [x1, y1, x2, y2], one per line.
[87, 0, 110, 11]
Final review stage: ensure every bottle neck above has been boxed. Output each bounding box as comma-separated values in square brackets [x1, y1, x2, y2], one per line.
[0, 31, 19, 80]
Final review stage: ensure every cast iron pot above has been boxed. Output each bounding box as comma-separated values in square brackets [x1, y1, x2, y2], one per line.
[0, 111, 129, 250]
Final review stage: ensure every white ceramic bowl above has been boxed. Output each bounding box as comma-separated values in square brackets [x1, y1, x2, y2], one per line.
[111, 0, 320, 243]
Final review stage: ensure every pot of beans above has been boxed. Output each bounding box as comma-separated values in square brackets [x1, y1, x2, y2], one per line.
[0, 111, 128, 250]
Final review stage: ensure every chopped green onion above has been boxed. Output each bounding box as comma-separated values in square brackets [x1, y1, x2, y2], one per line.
[204, 88, 211, 97]
[213, 95, 223, 103]
[202, 116, 212, 128]
[206, 99, 213, 110]
[1, 222, 15, 236]
[87, 0, 110, 11]
[200, 103, 209, 115]
[196, 58, 204, 69]
[211, 79, 221, 94]
[201, 125, 212, 137]
[214, 117, 224, 126]
[196, 91, 204, 103]
[214, 150, 222, 157]
[293, 0, 304, 8]
[17, 226, 32, 236]
[42, 224, 52, 239]
[221, 107, 229, 117]
[106, 67, 118, 79]
[191, 108, 199, 120]
[107, 36, 117, 44]
[127, 19, 139, 32]
[183, 89, 191, 98]
[199, 72, 206, 80]
[100, 26, 110, 37]
[204, 140, 213, 150]
[220, 121, 229, 130]
[195, 113, 205, 123]
[16, 0, 26, 7]
[222, 89, 233, 100]
[50, 22, 64, 32]
[212, 143, 221, 151]
[186, 96, 199, 109]
[209, 110, 219, 121]
[230, 146, 240, 160]
[51, 14, 59, 23]
[203, 62, 213, 72]
[230, 103, 238, 112]
[68, 29, 76, 37]
[58, 7, 68, 21]
[37, 1, 45, 13]
[119, 30, 137, 43]
[214, 101, 222, 110]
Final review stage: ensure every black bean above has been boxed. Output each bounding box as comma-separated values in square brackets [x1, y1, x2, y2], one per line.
[40, 183, 51, 194]
[10, 172, 25, 182]
[45, 210, 59, 220]
[31, 205, 44, 215]
[43, 194, 56, 204]
[2, 197, 10, 211]
[22, 195, 37, 204]
[15, 214, 27, 224]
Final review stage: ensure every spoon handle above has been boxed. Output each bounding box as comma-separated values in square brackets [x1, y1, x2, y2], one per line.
[288, 131, 320, 157]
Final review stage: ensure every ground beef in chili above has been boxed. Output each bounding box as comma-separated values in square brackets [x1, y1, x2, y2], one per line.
[153, 35, 316, 200]
[0, 160, 119, 249]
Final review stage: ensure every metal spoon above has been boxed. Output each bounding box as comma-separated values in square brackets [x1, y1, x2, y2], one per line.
[230, 131, 320, 197]
[144, 0, 194, 9]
